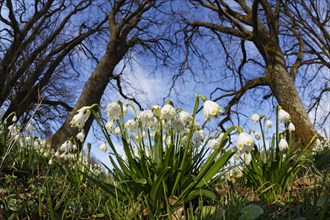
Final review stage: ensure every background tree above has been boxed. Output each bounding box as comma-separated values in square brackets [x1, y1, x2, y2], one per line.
[0, 0, 107, 135]
[169, 0, 328, 145]
[50, 0, 175, 147]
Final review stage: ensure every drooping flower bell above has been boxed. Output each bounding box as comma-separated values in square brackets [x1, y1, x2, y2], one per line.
[172, 118, 185, 131]
[278, 109, 291, 123]
[76, 130, 85, 142]
[242, 152, 252, 165]
[138, 110, 154, 125]
[106, 102, 121, 121]
[179, 111, 192, 124]
[203, 100, 222, 120]
[265, 119, 273, 128]
[250, 113, 260, 123]
[209, 138, 220, 149]
[161, 104, 176, 120]
[236, 132, 255, 153]
[279, 138, 288, 151]
[99, 142, 107, 152]
[125, 119, 138, 132]
[288, 122, 295, 132]
[70, 106, 91, 129]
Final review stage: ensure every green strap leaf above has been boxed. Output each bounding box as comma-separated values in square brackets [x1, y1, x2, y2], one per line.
[150, 167, 171, 202]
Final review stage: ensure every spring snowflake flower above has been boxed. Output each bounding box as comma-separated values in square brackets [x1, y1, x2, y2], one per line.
[193, 130, 206, 143]
[12, 115, 17, 122]
[125, 119, 138, 132]
[250, 113, 260, 123]
[76, 130, 85, 142]
[209, 138, 220, 149]
[161, 104, 176, 120]
[254, 131, 261, 140]
[114, 127, 121, 135]
[203, 100, 222, 120]
[243, 152, 252, 165]
[278, 109, 291, 123]
[70, 106, 91, 129]
[105, 121, 115, 132]
[288, 122, 295, 132]
[25, 136, 32, 144]
[265, 119, 273, 128]
[172, 118, 185, 131]
[181, 135, 188, 145]
[151, 104, 161, 114]
[55, 151, 60, 158]
[60, 140, 72, 153]
[99, 142, 107, 152]
[138, 110, 154, 125]
[106, 102, 126, 121]
[279, 138, 288, 151]
[237, 132, 255, 153]
[179, 111, 192, 124]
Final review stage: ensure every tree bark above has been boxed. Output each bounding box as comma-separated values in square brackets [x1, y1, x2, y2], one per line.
[266, 57, 319, 146]
[49, 47, 122, 147]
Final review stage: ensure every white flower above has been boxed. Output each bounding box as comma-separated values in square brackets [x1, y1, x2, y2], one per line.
[288, 122, 295, 132]
[172, 118, 185, 131]
[60, 152, 67, 160]
[12, 116, 17, 122]
[99, 142, 107, 152]
[243, 152, 252, 165]
[138, 110, 154, 125]
[315, 138, 321, 147]
[72, 144, 78, 151]
[152, 104, 161, 114]
[181, 135, 188, 145]
[209, 139, 220, 149]
[48, 158, 53, 165]
[106, 102, 126, 121]
[279, 138, 288, 151]
[125, 119, 138, 132]
[193, 130, 206, 143]
[179, 111, 192, 124]
[250, 113, 260, 123]
[191, 121, 200, 130]
[76, 130, 85, 142]
[70, 106, 91, 129]
[8, 124, 17, 136]
[254, 131, 261, 140]
[236, 132, 255, 153]
[55, 151, 60, 158]
[265, 120, 273, 128]
[114, 127, 121, 135]
[203, 100, 222, 120]
[70, 112, 85, 129]
[25, 136, 32, 144]
[278, 109, 291, 123]
[161, 104, 176, 120]
[60, 141, 72, 152]
[165, 136, 172, 145]
[105, 121, 116, 132]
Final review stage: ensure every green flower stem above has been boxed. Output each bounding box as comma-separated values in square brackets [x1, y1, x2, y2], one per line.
[172, 95, 200, 194]
[259, 119, 267, 158]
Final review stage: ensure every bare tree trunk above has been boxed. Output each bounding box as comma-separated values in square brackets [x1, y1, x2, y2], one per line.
[50, 50, 120, 147]
[267, 55, 319, 145]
